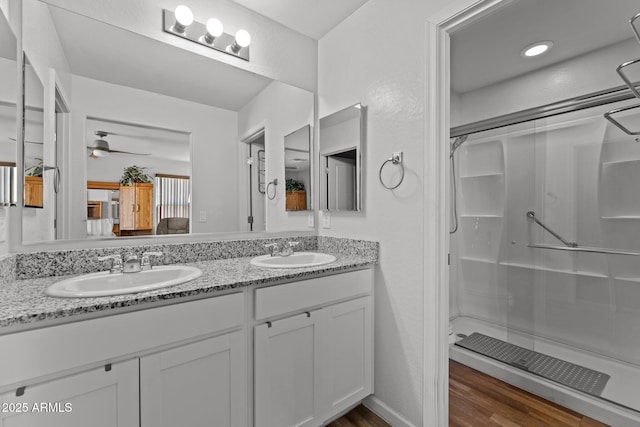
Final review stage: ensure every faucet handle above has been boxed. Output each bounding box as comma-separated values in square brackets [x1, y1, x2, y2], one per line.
[264, 243, 279, 256]
[98, 255, 123, 273]
[141, 252, 163, 270]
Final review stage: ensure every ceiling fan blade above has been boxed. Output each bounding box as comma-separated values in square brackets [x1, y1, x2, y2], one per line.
[8, 137, 43, 144]
[108, 149, 151, 155]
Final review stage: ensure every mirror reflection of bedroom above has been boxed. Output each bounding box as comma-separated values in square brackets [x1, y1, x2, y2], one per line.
[85, 119, 190, 238]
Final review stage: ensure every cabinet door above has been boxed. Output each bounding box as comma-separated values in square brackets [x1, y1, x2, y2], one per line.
[324, 296, 373, 418]
[254, 311, 324, 427]
[140, 330, 246, 427]
[0, 359, 139, 427]
[135, 184, 154, 230]
[118, 186, 135, 230]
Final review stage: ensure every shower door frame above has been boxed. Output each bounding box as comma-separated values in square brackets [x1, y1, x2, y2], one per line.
[423, 1, 517, 425]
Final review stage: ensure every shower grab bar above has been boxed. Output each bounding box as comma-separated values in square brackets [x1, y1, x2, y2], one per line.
[527, 244, 640, 256]
[526, 211, 577, 248]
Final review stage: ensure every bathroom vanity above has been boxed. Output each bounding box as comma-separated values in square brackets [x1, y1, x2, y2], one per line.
[0, 240, 376, 427]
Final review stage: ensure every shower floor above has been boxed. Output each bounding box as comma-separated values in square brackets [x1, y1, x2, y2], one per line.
[450, 316, 640, 426]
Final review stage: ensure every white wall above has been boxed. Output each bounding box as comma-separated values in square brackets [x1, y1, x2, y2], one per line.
[87, 155, 190, 183]
[238, 81, 314, 232]
[41, 0, 317, 93]
[0, 59, 17, 162]
[0, 1, 17, 256]
[318, 0, 462, 425]
[67, 75, 238, 238]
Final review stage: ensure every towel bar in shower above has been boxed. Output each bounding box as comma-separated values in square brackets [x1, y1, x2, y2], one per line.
[528, 243, 640, 256]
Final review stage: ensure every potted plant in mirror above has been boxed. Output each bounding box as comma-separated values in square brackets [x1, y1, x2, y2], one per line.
[285, 178, 307, 211]
[119, 165, 151, 186]
[25, 157, 43, 177]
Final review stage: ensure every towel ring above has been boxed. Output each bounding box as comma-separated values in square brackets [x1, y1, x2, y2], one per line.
[266, 178, 278, 200]
[379, 152, 404, 190]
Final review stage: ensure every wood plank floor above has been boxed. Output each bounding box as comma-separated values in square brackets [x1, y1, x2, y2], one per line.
[450, 360, 609, 427]
[329, 361, 609, 426]
[326, 405, 391, 427]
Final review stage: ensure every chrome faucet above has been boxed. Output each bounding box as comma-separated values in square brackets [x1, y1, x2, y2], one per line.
[98, 255, 123, 274]
[141, 252, 163, 270]
[123, 254, 142, 273]
[280, 241, 299, 257]
[264, 242, 299, 257]
[122, 252, 164, 273]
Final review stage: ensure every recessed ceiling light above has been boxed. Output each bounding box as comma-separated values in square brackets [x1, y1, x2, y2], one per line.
[521, 41, 553, 58]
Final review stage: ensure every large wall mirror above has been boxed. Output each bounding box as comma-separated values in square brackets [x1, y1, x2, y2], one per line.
[0, 9, 17, 213]
[319, 103, 364, 212]
[284, 124, 311, 211]
[20, 0, 314, 243]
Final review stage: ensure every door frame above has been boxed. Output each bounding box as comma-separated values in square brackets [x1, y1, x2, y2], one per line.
[424, 1, 513, 425]
[241, 126, 266, 232]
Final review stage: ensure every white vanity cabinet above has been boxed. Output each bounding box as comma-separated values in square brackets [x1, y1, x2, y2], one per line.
[0, 293, 245, 427]
[140, 330, 246, 427]
[0, 359, 139, 427]
[254, 269, 373, 427]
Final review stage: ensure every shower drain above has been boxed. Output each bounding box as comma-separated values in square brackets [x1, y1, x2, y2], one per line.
[455, 332, 610, 397]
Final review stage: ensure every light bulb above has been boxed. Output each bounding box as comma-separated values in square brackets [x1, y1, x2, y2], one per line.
[173, 5, 193, 34]
[201, 18, 223, 44]
[92, 149, 108, 158]
[207, 18, 223, 38]
[235, 29, 251, 47]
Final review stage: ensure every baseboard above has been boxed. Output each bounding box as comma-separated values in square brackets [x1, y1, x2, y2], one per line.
[363, 395, 417, 427]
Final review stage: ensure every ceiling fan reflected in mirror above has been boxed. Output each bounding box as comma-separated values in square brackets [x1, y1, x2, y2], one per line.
[87, 131, 150, 158]
[8, 137, 43, 145]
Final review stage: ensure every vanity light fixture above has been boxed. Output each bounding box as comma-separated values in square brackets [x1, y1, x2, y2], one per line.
[162, 7, 251, 61]
[520, 41, 553, 58]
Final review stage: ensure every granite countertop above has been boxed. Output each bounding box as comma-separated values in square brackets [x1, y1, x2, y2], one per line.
[0, 252, 375, 332]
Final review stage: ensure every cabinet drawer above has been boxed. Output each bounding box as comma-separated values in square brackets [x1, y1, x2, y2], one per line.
[0, 292, 244, 390]
[255, 269, 372, 320]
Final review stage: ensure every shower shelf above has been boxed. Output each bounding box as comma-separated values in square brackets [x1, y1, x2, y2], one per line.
[460, 214, 502, 218]
[499, 261, 608, 278]
[601, 159, 640, 166]
[614, 276, 640, 283]
[528, 243, 640, 256]
[601, 215, 640, 219]
[460, 257, 495, 264]
[460, 172, 504, 179]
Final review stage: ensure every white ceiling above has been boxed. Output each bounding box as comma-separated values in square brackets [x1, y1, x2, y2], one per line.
[86, 118, 190, 163]
[227, 0, 370, 40]
[49, 5, 272, 111]
[451, 0, 640, 94]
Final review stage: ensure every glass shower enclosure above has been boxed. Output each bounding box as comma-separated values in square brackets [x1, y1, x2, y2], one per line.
[450, 96, 640, 414]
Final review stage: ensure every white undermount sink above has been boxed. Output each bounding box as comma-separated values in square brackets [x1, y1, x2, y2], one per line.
[250, 252, 337, 269]
[45, 265, 203, 298]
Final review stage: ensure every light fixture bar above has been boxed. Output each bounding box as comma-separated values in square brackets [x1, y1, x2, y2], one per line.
[162, 9, 250, 61]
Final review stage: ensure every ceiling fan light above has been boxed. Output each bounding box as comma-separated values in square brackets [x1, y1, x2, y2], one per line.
[92, 149, 108, 158]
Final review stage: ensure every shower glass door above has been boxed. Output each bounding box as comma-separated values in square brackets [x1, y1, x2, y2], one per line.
[453, 97, 640, 411]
